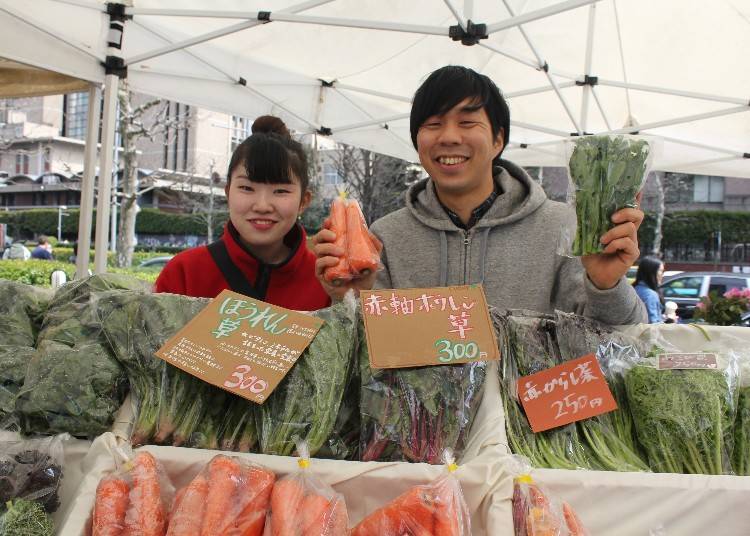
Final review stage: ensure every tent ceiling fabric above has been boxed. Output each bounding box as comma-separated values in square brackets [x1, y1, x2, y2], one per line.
[1, 0, 749, 177]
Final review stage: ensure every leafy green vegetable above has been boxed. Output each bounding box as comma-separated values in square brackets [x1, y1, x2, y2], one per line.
[360, 318, 487, 464]
[625, 360, 737, 474]
[217, 395, 257, 452]
[256, 298, 358, 457]
[0, 281, 52, 347]
[568, 135, 650, 255]
[0, 499, 53, 536]
[732, 386, 750, 475]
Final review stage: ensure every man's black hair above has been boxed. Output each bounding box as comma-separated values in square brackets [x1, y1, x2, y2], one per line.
[410, 65, 510, 164]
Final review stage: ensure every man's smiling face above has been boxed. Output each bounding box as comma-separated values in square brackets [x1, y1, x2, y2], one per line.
[416, 97, 504, 196]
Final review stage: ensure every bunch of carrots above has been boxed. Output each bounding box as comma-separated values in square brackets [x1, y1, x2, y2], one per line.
[512, 476, 588, 536]
[352, 474, 469, 536]
[323, 197, 380, 285]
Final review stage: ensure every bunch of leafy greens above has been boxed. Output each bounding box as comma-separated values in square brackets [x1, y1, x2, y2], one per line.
[359, 318, 487, 465]
[554, 311, 650, 472]
[625, 356, 738, 475]
[15, 275, 147, 437]
[256, 297, 358, 457]
[0, 282, 53, 425]
[733, 386, 750, 475]
[568, 135, 650, 255]
[0, 499, 53, 536]
[494, 310, 594, 470]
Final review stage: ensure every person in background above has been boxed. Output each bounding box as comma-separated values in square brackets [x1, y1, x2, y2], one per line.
[664, 301, 679, 323]
[31, 236, 53, 260]
[155, 116, 330, 311]
[632, 256, 664, 323]
[2, 239, 31, 260]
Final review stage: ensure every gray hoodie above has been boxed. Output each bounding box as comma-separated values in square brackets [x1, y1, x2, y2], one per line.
[369, 160, 647, 325]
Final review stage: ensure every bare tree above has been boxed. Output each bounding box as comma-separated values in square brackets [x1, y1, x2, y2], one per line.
[115, 80, 192, 267]
[331, 145, 417, 224]
[647, 171, 692, 256]
[166, 162, 228, 244]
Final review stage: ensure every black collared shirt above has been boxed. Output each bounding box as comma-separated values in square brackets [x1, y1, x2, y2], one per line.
[439, 181, 500, 230]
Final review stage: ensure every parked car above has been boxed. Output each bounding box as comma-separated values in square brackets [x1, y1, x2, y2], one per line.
[659, 272, 750, 320]
[137, 256, 173, 271]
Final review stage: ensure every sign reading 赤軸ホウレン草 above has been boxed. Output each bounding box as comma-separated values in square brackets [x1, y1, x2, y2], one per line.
[360, 285, 499, 369]
[155, 289, 323, 404]
[517, 354, 618, 433]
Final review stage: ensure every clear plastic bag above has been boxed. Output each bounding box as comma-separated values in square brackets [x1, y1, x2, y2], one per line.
[91, 449, 174, 536]
[256, 294, 358, 457]
[510, 456, 589, 536]
[322, 197, 382, 285]
[624, 341, 740, 475]
[167, 454, 275, 536]
[493, 310, 593, 470]
[0, 433, 67, 514]
[266, 442, 348, 536]
[559, 134, 654, 257]
[734, 355, 750, 475]
[352, 451, 471, 536]
[0, 280, 52, 347]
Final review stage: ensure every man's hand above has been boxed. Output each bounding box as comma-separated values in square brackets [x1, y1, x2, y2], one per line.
[311, 219, 382, 301]
[581, 193, 644, 290]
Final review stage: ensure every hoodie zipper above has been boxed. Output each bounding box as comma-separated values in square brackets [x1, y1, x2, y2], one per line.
[463, 230, 471, 284]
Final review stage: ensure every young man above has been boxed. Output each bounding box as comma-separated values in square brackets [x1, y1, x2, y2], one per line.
[314, 65, 646, 324]
[31, 236, 53, 260]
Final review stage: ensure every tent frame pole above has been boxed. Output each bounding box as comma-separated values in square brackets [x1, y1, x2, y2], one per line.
[580, 3, 596, 132]
[589, 86, 612, 130]
[597, 78, 748, 106]
[75, 83, 101, 279]
[93, 73, 118, 274]
[602, 105, 750, 136]
[487, 0, 601, 34]
[443, 0, 468, 30]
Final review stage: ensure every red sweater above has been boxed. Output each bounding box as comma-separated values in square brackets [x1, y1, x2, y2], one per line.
[155, 223, 330, 311]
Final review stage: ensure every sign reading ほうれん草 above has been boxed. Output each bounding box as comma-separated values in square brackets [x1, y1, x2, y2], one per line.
[517, 354, 618, 433]
[155, 289, 323, 404]
[360, 285, 499, 369]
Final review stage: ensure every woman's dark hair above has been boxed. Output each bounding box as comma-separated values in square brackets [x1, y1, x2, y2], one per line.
[410, 65, 510, 164]
[633, 256, 663, 291]
[226, 115, 309, 192]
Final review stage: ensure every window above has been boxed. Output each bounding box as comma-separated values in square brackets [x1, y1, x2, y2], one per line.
[708, 276, 747, 296]
[41, 174, 59, 185]
[230, 116, 252, 152]
[15, 153, 29, 174]
[323, 163, 342, 185]
[63, 91, 89, 140]
[661, 276, 704, 298]
[693, 176, 724, 203]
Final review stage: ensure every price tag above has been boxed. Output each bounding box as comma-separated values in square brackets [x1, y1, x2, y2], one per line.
[517, 354, 617, 433]
[155, 289, 323, 404]
[360, 285, 499, 369]
[657, 352, 718, 370]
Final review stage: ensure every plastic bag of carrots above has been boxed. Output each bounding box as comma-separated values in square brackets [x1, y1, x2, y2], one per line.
[167, 454, 275, 536]
[511, 456, 588, 536]
[351, 451, 470, 536]
[266, 442, 349, 535]
[323, 196, 381, 285]
[91, 450, 175, 536]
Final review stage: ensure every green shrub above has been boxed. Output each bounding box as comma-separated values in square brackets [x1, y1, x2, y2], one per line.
[0, 259, 158, 286]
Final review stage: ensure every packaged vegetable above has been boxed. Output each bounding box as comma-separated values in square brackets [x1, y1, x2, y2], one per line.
[166, 454, 275, 536]
[0, 433, 66, 513]
[510, 456, 588, 536]
[91, 450, 174, 536]
[266, 442, 348, 536]
[323, 196, 380, 285]
[0, 498, 54, 536]
[562, 135, 652, 256]
[733, 356, 750, 475]
[256, 294, 358, 457]
[352, 450, 470, 536]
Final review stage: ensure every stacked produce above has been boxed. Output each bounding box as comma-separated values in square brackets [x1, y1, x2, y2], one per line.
[359, 318, 487, 464]
[567, 135, 650, 256]
[15, 274, 148, 437]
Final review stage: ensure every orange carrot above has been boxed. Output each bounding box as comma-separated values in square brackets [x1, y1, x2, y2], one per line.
[270, 479, 305, 536]
[433, 483, 461, 536]
[226, 466, 276, 536]
[201, 456, 242, 536]
[299, 494, 330, 535]
[562, 502, 587, 536]
[124, 452, 167, 536]
[323, 197, 351, 283]
[92, 476, 130, 536]
[345, 200, 378, 275]
[167, 474, 209, 536]
[352, 486, 435, 536]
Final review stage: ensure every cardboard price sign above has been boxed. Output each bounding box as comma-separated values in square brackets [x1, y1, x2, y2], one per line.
[155, 289, 323, 404]
[517, 354, 617, 433]
[360, 285, 499, 369]
[658, 352, 718, 370]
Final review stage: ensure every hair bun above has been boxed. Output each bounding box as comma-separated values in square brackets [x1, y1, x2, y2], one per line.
[251, 115, 290, 138]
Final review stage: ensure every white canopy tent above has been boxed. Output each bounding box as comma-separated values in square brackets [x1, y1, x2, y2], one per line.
[1, 0, 749, 274]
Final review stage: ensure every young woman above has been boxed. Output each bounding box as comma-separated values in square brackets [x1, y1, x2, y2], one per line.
[632, 256, 665, 323]
[155, 116, 330, 311]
